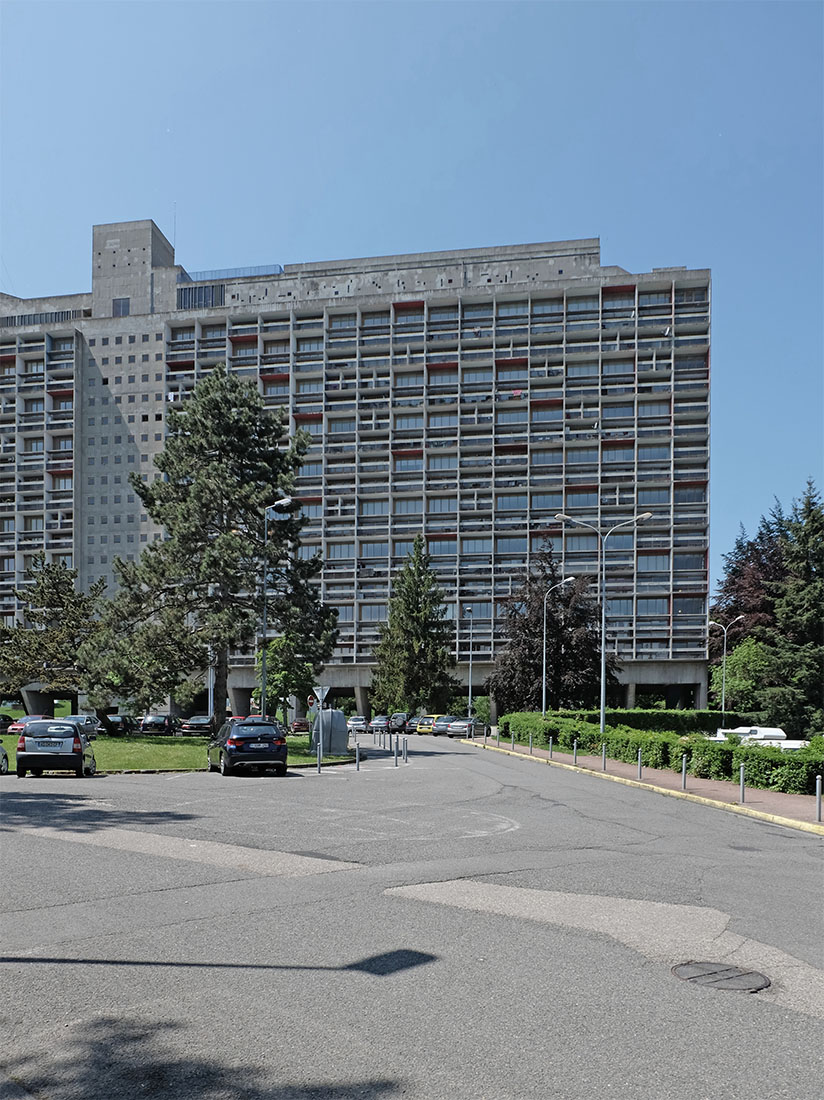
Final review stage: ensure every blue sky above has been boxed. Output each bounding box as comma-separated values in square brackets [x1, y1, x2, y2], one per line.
[1, 0, 821, 590]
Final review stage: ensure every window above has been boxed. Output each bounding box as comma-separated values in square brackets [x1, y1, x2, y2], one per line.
[566, 534, 597, 552]
[329, 313, 356, 330]
[497, 301, 528, 317]
[674, 597, 705, 616]
[301, 503, 323, 518]
[532, 492, 563, 510]
[393, 540, 416, 557]
[330, 418, 356, 433]
[395, 414, 423, 430]
[603, 404, 634, 419]
[428, 539, 456, 555]
[530, 406, 562, 422]
[23, 515, 44, 532]
[177, 285, 225, 310]
[566, 491, 597, 508]
[496, 409, 527, 424]
[496, 537, 527, 554]
[393, 498, 422, 514]
[429, 370, 458, 385]
[675, 287, 708, 304]
[567, 296, 599, 313]
[674, 553, 705, 571]
[532, 299, 563, 316]
[333, 605, 354, 622]
[428, 496, 457, 513]
[429, 413, 458, 427]
[297, 338, 323, 353]
[327, 542, 354, 559]
[360, 604, 387, 621]
[637, 598, 669, 616]
[23, 438, 44, 453]
[602, 445, 635, 462]
[395, 372, 424, 388]
[463, 368, 493, 383]
[362, 312, 390, 327]
[566, 362, 599, 377]
[639, 291, 671, 306]
[462, 537, 492, 553]
[637, 554, 670, 572]
[638, 445, 670, 461]
[112, 298, 130, 317]
[359, 498, 388, 515]
[497, 494, 527, 510]
[24, 399, 44, 413]
[638, 401, 670, 417]
[608, 599, 633, 616]
[428, 454, 457, 470]
[360, 542, 389, 558]
[300, 462, 323, 476]
[532, 450, 562, 466]
[674, 486, 706, 504]
[53, 475, 72, 490]
[567, 448, 598, 463]
[395, 456, 423, 472]
[639, 488, 670, 505]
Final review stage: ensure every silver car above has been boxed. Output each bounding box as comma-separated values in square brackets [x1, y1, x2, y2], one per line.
[16, 719, 97, 778]
[446, 716, 487, 739]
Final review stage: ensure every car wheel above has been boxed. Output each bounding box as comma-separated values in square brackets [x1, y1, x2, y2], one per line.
[31, 767, 43, 776]
[207, 753, 217, 773]
[276, 764, 287, 777]
[17, 766, 26, 778]
[0, 755, 7, 775]
[219, 753, 232, 777]
[86, 759, 97, 777]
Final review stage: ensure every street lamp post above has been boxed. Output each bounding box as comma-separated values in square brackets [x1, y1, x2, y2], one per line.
[709, 615, 744, 720]
[542, 577, 575, 717]
[555, 512, 653, 736]
[465, 606, 473, 717]
[260, 496, 292, 719]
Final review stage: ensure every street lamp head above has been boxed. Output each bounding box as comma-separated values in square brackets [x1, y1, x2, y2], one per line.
[637, 512, 653, 521]
[464, 606, 473, 617]
[731, 614, 745, 626]
[554, 513, 571, 522]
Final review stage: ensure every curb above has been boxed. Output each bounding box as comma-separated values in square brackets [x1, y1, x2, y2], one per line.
[470, 741, 824, 836]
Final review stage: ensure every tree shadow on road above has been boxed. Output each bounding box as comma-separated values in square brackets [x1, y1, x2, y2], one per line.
[2, 1015, 402, 1100]
[0, 789, 198, 833]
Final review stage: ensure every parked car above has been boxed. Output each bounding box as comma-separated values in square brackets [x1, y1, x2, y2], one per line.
[64, 714, 102, 735]
[432, 715, 459, 736]
[0, 742, 7, 775]
[141, 714, 180, 735]
[369, 715, 390, 733]
[106, 714, 138, 735]
[446, 716, 488, 739]
[207, 719, 288, 777]
[389, 712, 409, 733]
[290, 717, 311, 734]
[415, 714, 443, 735]
[7, 715, 47, 736]
[16, 719, 96, 778]
[0, 713, 14, 734]
[347, 715, 368, 733]
[404, 716, 423, 735]
[179, 714, 214, 735]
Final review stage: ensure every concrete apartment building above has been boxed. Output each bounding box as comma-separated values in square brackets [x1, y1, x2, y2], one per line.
[0, 220, 711, 714]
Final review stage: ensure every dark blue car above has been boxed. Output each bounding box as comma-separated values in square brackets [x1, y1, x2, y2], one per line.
[207, 719, 288, 777]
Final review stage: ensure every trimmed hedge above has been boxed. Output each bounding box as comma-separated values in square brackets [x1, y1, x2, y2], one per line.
[552, 709, 764, 734]
[497, 712, 824, 795]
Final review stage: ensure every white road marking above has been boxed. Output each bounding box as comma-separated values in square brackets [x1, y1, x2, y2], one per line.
[387, 880, 824, 1020]
[19, 826, 358, 877]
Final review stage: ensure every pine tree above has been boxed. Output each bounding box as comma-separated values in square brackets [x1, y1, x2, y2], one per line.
[486, 545, 609, 714]
[81, 365, 336, 719]
[0, 553, 107, 697]
[370, 535, 458, 713]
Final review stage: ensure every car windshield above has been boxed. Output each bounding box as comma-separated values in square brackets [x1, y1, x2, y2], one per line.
[232, 724, 279, 737]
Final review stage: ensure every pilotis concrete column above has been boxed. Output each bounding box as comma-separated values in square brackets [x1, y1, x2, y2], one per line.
[625, 682, 636, 708]
[228, 685, 253, 717]
[20, 689, 54, 717]
[354, 685, 370, 719]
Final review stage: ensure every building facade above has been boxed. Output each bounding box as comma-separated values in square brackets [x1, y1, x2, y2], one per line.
[0, 220, 710, 713]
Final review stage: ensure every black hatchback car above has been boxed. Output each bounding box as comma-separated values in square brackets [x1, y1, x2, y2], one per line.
[207, 719, 288, 777]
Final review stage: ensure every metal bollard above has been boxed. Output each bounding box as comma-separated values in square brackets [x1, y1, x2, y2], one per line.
[601, 742, 607, 771]
[637, 747, 642, 780]
[511, 730, 515, 750]
[573, 739, 578, 765]
[394, 736, 399, 767]
[403, 737, 408, 764]
[356, 744, 360, 771]
[483, 726, 488, 745]
[681, 753, 687, 791]
[816, 775, 822, 823]
[739, 762, 745, 803]
[317, 743, 322, 773]
[529, 732, 533, 755]
[549, 735, 553, 759]
[496, 728, 500, 747]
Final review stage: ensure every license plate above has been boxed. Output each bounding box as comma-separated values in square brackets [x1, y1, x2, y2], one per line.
[37, 741, 61, 749]
[249, 742, 267, 749]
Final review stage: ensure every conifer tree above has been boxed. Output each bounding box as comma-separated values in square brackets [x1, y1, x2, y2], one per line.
[370, 535, 458, 713]
[82, 365, 335, 719]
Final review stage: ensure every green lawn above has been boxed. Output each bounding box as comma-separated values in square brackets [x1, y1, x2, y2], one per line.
[1, 732, 352, 772]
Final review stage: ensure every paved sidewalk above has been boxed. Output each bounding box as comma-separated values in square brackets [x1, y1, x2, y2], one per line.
[473, 735, 824, 835]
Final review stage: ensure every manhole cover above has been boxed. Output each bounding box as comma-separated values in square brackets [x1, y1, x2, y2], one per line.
[672, 961, 771, 993]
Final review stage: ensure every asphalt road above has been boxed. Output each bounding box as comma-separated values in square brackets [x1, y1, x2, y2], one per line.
[2, 736, 823, 1100]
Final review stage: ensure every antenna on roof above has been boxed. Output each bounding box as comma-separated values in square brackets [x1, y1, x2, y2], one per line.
[173, 202, 177, 249]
